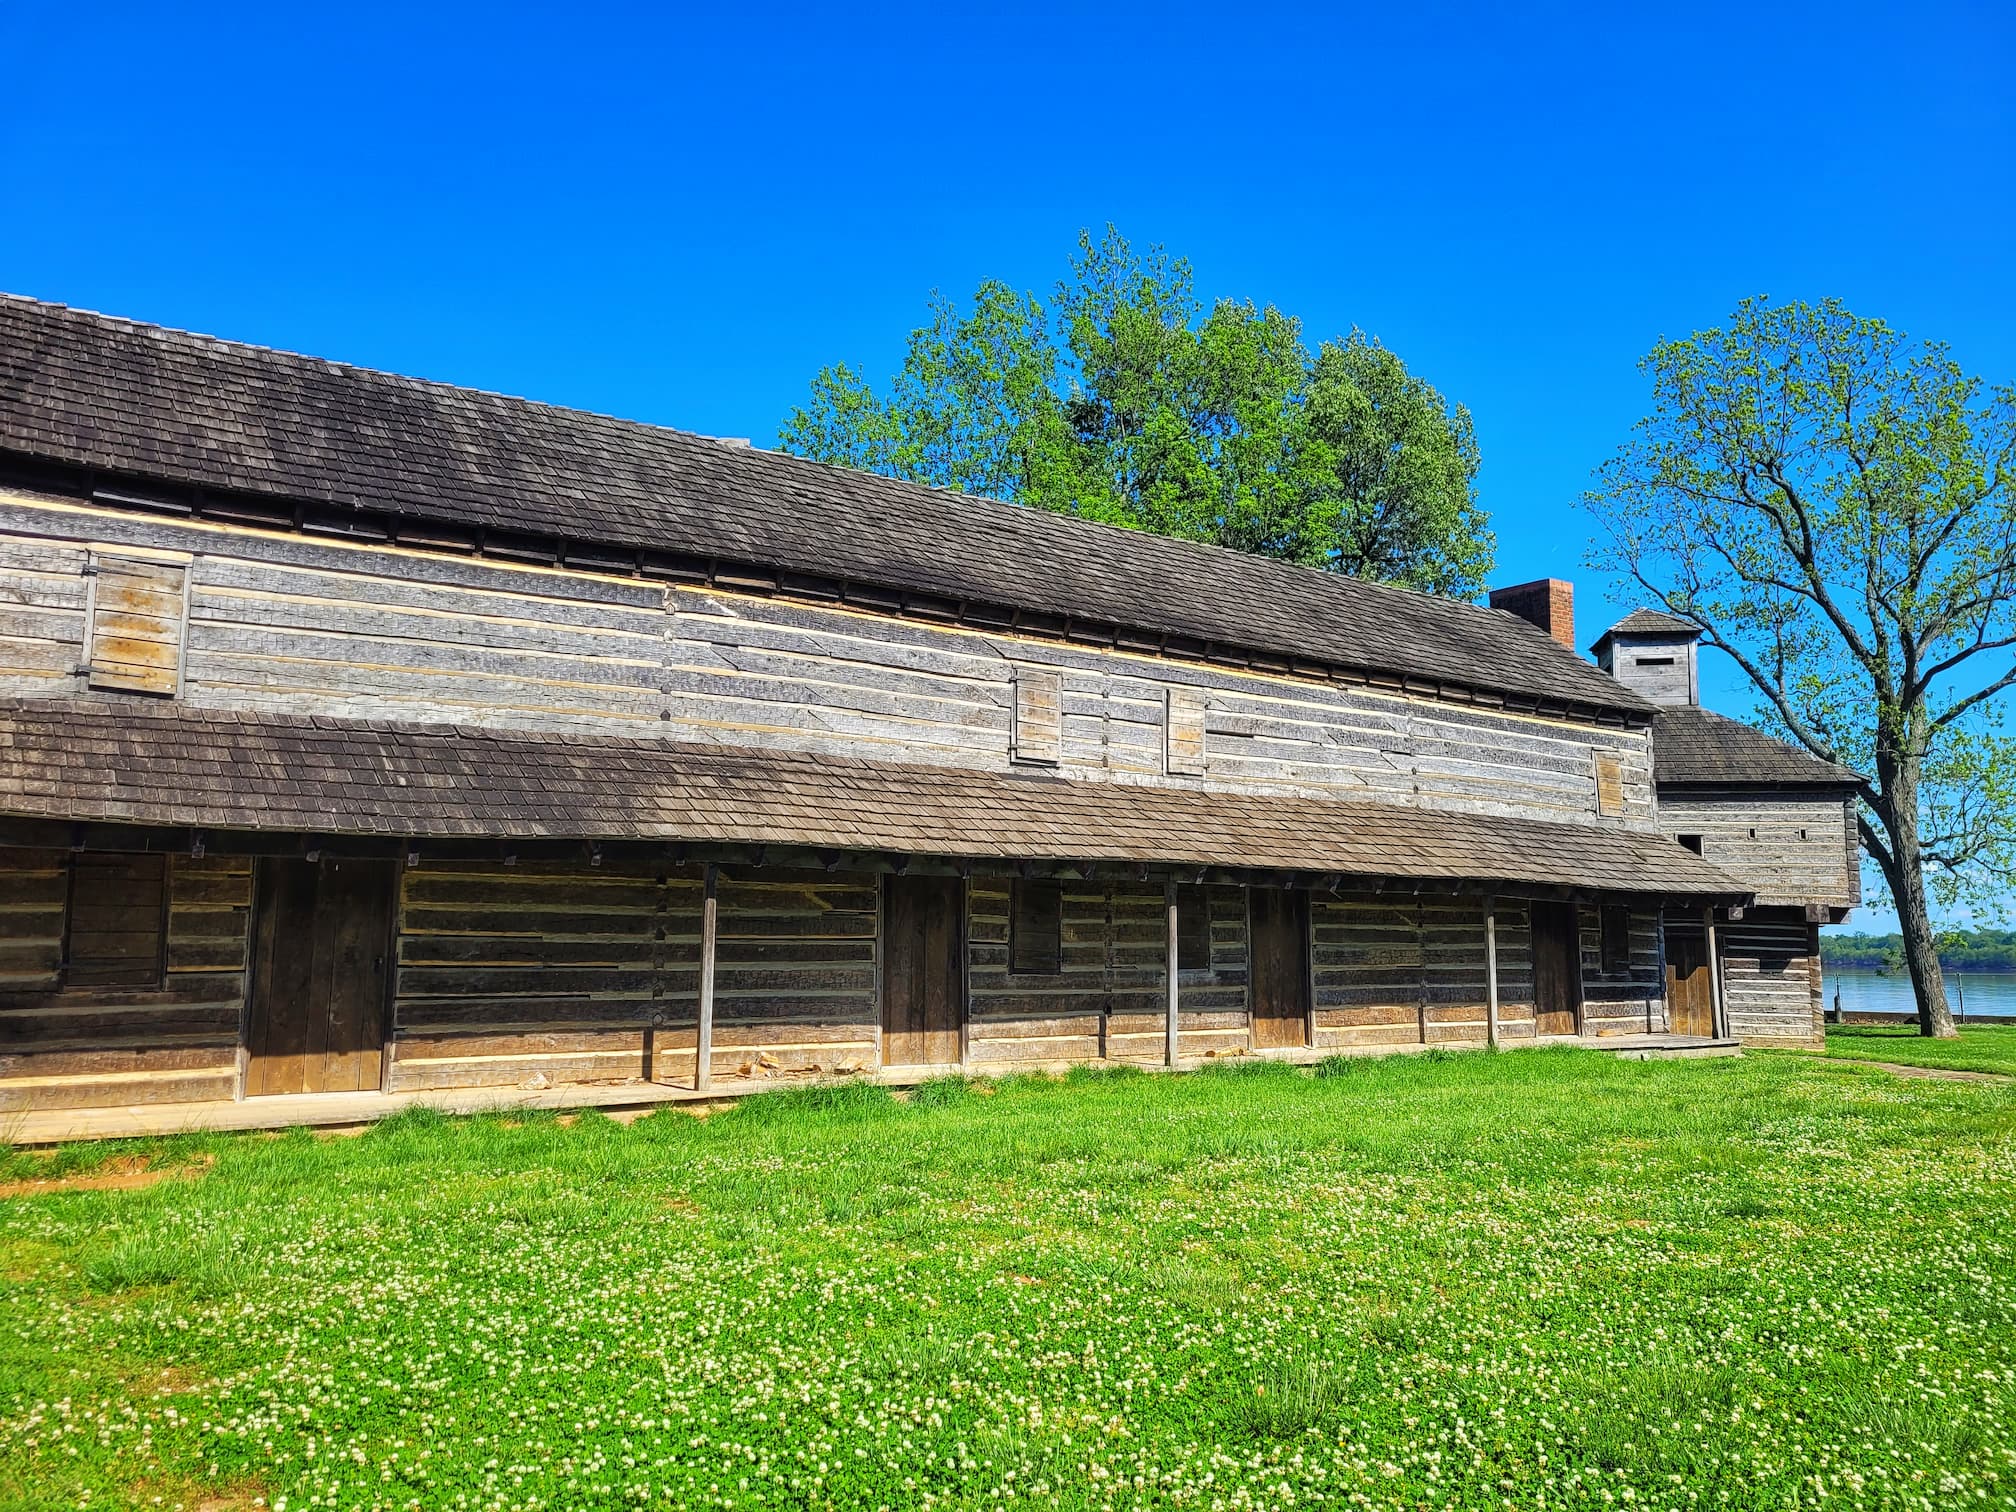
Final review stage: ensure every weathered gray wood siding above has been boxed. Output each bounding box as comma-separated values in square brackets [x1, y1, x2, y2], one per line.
[390, 861, 878, 1091]
[1656, 790, 1855, 908]
[0, 835, 1686, 1112]
[1313, 891, 1503, 1049]
[1306, 896, 1665, 1048]
[389, 860, 695, 1092]
[1605, 643, 1696, 705]
[709, 868, 879, 1078]
[965, 879, 1249, 1064]
[0, 847, 247, 1110]
[667, 590, 1657, 822]
[1577, 904, 1667, 1037]
[0, 494, 1657, 829]
[1717, 908, 1823, 1047]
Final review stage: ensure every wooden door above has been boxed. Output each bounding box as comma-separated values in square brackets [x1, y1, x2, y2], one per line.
[882, 875, 963, 1066]
[1666, 932, 1715, 1037]
[1249, 889, 1310, 1049]
[246, 857, 396, 1095]
[1530, 900, 1583, 1037]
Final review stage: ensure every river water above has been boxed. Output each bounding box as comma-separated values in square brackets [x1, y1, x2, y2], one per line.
[1822, 966, 2016, 1021]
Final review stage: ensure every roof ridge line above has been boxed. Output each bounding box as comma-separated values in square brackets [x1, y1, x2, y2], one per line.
[0, 292, 1551, 631]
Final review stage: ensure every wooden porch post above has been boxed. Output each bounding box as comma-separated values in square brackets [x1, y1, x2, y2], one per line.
[695, 863, 718, 1091]
[1483, 896, 1500, 1049]
[1165, 881, 1180, 1068]
[1703, 904, 1727, 1041]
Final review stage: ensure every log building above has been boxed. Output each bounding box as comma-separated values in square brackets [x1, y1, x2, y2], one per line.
[0, 296, 1845, 1131]
[1592, 611, 1862, 1048]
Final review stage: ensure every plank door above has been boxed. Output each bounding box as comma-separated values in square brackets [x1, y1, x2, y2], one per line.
[1666, 932, 1715, 1037]
[881, 875, 963, 1067]
[246, 857, 397, 1096]
[1530, 900, 1583, 1037]
[1249, 889, 1310, 1049]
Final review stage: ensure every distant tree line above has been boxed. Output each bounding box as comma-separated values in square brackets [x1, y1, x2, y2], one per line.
[1823, 928, 2016, 972]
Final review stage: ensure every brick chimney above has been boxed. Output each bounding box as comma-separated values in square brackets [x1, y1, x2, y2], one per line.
[1488, 578, 1575, 651]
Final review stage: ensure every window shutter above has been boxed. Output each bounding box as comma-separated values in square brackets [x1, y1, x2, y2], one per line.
[65, 852, 169, 988]
[1012, 668, 1062, 766]
[1008, 879, 1062, 974]
[1593, 753, 1624, 817]
[1165, 688, 1206, 776]
[87, 556, 189, 696]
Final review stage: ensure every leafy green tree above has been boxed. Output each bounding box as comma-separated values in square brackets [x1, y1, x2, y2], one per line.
[780, 227, 1492, 598]
[1585, 298, 2016, 1037]
[1299, 334, 1490, 596]
[783, 282, 1063, 501]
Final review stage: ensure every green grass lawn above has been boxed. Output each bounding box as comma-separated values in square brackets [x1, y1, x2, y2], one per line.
[2, 1050, 2014, 1512]
[1826, 1019, 2016, 1076]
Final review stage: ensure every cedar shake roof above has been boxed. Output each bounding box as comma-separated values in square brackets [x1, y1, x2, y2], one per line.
[0, 699, 1740, 898]
[0, 294, 1649, 717]
[1590, 609, 1703, 654]
[1653, 705, 1861, 789]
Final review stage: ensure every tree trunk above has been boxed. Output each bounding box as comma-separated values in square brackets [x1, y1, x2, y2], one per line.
[1875, 750, 1957, 1039]
[1893, 851, 1957, 1038]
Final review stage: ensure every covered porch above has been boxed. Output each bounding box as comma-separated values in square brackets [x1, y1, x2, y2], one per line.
[0, 699, 1746, 1132]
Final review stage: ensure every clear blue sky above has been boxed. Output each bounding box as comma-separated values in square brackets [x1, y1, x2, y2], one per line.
[5, 1, 2012, 925]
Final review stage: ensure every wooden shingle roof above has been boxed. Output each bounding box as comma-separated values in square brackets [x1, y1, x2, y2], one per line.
[1652, 705, 1861, 789]
[0, 699, 1739, 898]
[1590, 608, 1702, 652]
[0, 294, 1650, 717]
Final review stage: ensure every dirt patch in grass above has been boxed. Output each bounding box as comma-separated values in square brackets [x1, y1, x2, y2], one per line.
[134, 1363, 211, 1396]
[1825, 1022, 2016, 1076]
[123, 1472, 269, 1512]
[0, 1153, 213, 1199]
[1857, 1059, 2007, 1082]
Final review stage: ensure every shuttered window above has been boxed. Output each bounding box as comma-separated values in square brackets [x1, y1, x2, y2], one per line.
[1177, 884, 1211, 971]
[1008, 879, 1062, 974]
[86, 556, 188, 696]
[64, 853, 169, 988]
[1593, 753, 1625, 817]
[1165, 688, 1206, 776]
[1012, 668, 1062, 765]
[1599, 903, 1631, 977]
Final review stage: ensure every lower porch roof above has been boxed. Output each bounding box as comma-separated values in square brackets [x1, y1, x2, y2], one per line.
[1, 698, 1743, 900]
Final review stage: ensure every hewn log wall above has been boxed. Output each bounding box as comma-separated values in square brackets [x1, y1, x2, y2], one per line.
[1311, 895, 1666, 1049]
[1656, 790, 1856, 908]
[0, 838, 1684, 1111]
[1313, 893, 1548, 1049]
[0, 847, 247, 1110]
[0, 495, 1658, 828]
[1718, 908, 1823, 1047]
[707, 868, 878, 1079]
[389, 860, 695, 1092]
[389, 862, 878, 1091]
[1577, 904, 1667, 1037]
[965, 879, 1250, 1064]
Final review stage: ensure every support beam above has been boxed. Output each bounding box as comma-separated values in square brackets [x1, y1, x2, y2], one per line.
[1484, 896, 1500, 1049]
[1165, 881, 1181, 1068]
[1703, 904, 1728, 1041]
[696, 863, 719, 1091]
